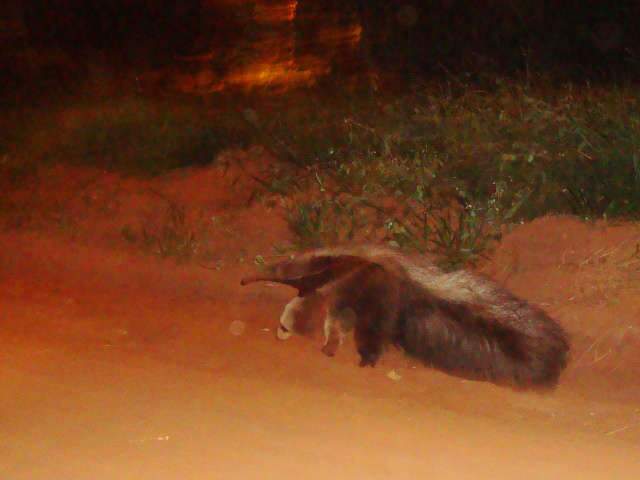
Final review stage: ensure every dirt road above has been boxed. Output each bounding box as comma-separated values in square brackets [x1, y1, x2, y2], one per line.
[2, 230, 639, 479]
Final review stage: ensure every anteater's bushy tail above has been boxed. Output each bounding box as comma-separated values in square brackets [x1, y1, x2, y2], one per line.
[397, 292, 569, 388]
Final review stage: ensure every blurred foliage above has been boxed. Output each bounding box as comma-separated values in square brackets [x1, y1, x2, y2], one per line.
[41, 98, 247, 176]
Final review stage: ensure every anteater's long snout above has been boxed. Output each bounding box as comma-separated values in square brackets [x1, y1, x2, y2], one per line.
[240, 275, 291, 286]
[241, 274, 307, 293]
[240, 275, 269, 286]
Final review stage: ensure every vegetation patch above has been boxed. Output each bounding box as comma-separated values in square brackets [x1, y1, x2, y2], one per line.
[251, 80, 640, 268]
[121, 200, 205, 262]
[37, 98, 247, 176]
[4, 78, 640, 268]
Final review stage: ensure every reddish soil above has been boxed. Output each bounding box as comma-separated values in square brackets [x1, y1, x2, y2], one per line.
[2, 153, 640, 479]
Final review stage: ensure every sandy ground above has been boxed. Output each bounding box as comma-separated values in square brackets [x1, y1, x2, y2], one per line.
[2, 158, 640, 479]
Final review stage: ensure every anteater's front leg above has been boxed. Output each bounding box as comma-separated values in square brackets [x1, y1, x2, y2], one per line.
[277, 296, 303, 340]
[277, 292, 325, 340]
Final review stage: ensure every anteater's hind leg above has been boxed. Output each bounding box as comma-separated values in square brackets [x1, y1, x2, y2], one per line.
[353, 298, 402, 367]
[354, 313, 386, 367]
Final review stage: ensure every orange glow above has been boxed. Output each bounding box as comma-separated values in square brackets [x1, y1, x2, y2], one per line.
[318, 23, 362, 48]
[255, 0, 297, 24]
[175, 1, 360, 93]
[211, 59, 329, 91]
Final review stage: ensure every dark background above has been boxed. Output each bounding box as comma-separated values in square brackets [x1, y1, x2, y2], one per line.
[2, 0, 639, 103]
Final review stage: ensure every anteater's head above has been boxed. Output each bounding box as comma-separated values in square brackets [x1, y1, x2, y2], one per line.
[240, 251, 369, 296]
[240, 252, 330, 340]
[240, 250, 370, 340]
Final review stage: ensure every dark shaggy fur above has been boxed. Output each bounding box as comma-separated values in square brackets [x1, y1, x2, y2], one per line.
[241, 246, 570, 390]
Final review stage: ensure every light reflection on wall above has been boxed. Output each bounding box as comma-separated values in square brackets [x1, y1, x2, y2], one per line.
[176, 0, 361, 93]
[254, 0, 297, 24]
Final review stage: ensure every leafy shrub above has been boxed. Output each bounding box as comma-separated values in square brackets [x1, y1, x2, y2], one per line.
[275, 81, 640, 268]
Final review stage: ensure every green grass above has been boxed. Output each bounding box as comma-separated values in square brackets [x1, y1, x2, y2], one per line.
[261, 80, 640, 268]
[26, 98, 248, 176]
